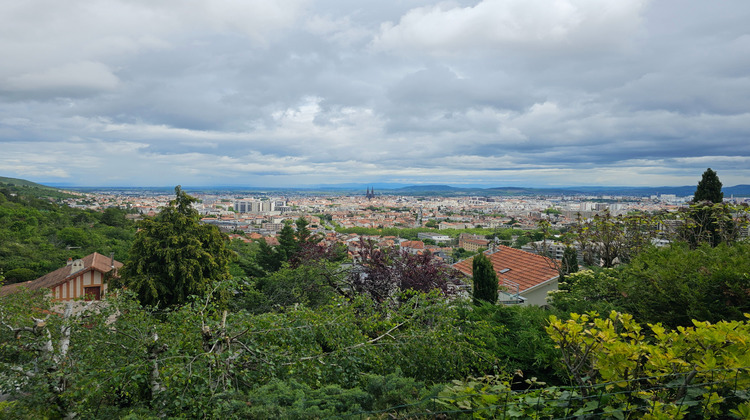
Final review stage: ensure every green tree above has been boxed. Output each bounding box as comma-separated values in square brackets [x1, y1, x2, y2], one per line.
[548, 268, 626, 315]
[277, 220, 299, 261]
[3, 267, 36, 283]
[472, 253, 498, 305]
[256, 239, 283, 273]
[100, 206, 129, 227]
[622, 242, 750, 327]
[693, 167, 723, 203]
[57, 226, 89, 248]
[116, 186, 234, 307]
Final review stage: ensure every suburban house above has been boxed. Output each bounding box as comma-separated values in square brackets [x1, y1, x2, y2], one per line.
[452, 245, 559, 306]
[0, 252, 122, 301]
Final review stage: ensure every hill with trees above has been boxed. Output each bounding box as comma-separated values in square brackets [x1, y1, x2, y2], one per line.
[0, 183, 135, 284]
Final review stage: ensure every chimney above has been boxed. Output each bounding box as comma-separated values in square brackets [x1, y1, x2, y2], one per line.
[110, 252, 115, 269]
[70, 259, 84, 275]
[66, 257, 73, 266]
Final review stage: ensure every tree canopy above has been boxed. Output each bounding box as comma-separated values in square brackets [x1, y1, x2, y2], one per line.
[0, 184, 134, 282]
[116, 186, 234, 307]
[693, 167, 723, 203]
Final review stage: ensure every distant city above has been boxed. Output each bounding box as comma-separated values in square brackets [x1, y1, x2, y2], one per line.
[60, 184, 750, 250]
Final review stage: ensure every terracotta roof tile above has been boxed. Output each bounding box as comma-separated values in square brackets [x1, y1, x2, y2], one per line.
[452, 245, 558, 292]
[400, 240, 424, 249]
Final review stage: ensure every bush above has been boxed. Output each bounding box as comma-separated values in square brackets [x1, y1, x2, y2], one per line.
[3, 267, 36, 284]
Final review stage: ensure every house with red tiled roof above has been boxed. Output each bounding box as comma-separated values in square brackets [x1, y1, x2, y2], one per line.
[452, 245, 558, 306]
[0, 252, 122, 301]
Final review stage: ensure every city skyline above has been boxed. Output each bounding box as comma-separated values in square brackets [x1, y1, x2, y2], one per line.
[1, 1, 749, 188]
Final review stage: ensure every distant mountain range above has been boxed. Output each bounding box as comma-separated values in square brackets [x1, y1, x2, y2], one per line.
[385, 184, 750, 197]
[8, 176, 750, 197]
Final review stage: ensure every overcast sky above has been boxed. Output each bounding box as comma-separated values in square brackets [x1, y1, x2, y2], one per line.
[1, 0, 749, 188]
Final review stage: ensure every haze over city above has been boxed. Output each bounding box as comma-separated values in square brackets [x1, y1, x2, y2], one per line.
[1, 0, 749, 188]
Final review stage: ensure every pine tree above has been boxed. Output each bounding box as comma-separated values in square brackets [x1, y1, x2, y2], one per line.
[277, 221, 299, 261]
[472, 253, 498, 305]
[693, 168, 723, 203]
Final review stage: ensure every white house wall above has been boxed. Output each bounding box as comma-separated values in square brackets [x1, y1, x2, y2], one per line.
[52, 270, 108, 301]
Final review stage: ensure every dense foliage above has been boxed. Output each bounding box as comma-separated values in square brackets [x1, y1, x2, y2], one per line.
[349, 239, 459, 305]
[1, 288, 552, 418]
[115, 186, 234, 307]
[550, 242, 750, 328]
[0, 184, 135, 283]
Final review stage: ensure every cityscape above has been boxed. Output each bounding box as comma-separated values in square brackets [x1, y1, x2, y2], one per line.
[61, 182, 750, 262]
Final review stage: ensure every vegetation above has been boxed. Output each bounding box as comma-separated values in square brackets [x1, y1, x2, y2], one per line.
[115, 186, 234, 307]
[0, 184, 135, 282]
[549, 242, 750, 328]
[349, 239, 459, 305]
[3, 174, 750, 418]
[560, 245, 579, 281]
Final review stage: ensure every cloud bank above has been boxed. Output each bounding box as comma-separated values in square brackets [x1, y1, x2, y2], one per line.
[1, 0, 749, 187]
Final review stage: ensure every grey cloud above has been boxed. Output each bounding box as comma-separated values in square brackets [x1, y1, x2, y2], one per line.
[0, 0, 749, 187]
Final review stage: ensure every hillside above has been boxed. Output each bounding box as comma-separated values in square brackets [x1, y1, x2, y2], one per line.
[0, 176, 54, 189]
[0, 187, 135, 284]
[0, 176, 77, 200]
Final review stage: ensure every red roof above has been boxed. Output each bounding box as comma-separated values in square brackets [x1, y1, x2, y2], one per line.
[452, 246, 558, 292]
[400, 240, 424, 249]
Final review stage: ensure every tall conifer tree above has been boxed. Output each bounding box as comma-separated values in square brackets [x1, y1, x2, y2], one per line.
[472, 253, 498, 305]
[693, 168, 723, 203]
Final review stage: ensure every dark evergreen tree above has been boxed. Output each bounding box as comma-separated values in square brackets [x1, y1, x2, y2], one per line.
[277, 221, 299, 261]
[693, 168, 723, 203]
[256, 239, 282, 273]
[472, 253, 498, 305]
[116, 186, 234, 307]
